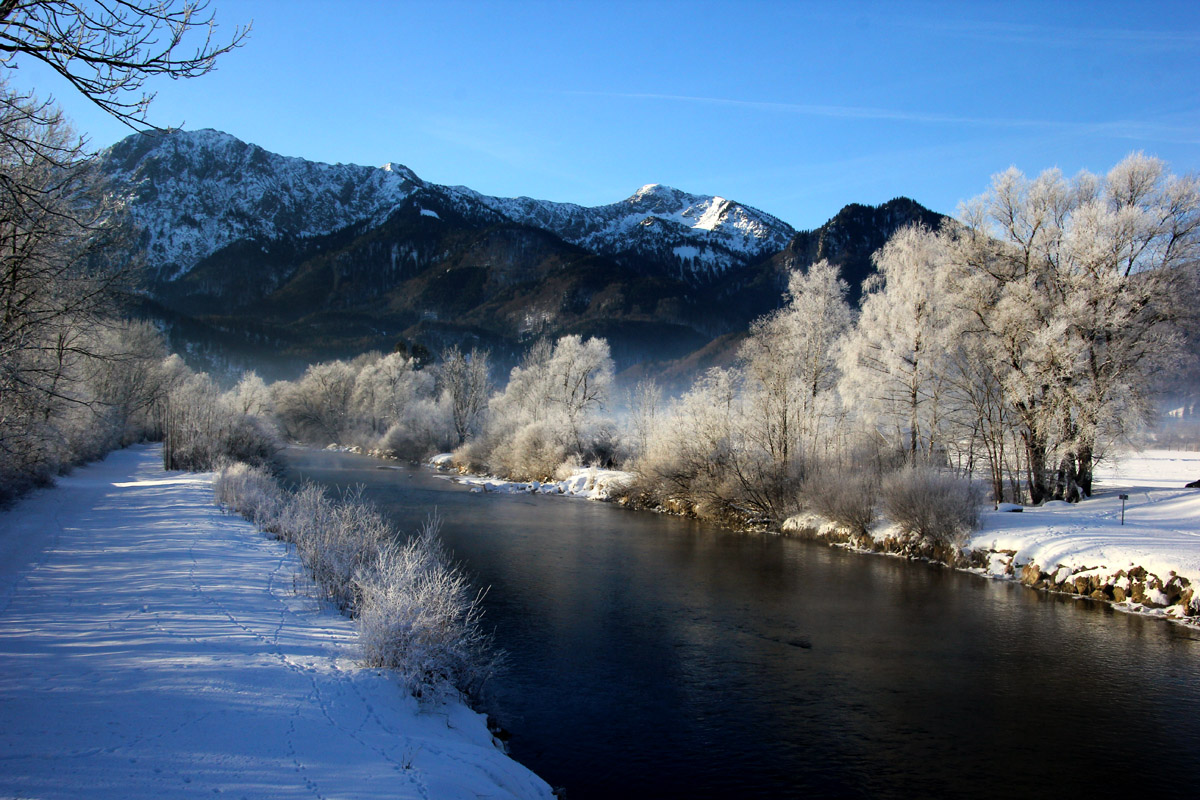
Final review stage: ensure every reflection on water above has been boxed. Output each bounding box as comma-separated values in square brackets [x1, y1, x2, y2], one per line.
[282, 449, 1200, 798]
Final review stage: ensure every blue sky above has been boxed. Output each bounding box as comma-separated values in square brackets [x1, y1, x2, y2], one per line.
[8, 0, 1199, 229]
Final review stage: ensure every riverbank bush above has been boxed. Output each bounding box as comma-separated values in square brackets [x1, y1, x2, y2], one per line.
[212, 462, 282, 528]
[213, 463, 498, 701]
[800, 468, 878, 538]
[356, 515, 497, 701]
[881, 467, 982, 548]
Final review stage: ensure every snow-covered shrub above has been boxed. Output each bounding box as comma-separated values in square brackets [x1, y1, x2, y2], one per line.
[215, 467, 498, 701]
[213, 462, 285, 531]
[377, 396, 455, 461]
[553, 455, 583, 481]
[449, 438, 490, 474]
[880, 467, 982, 547]
[480, 335, 615, 480]
[320, 487, 391, 609]
[277, 484, 388, 610]
[802, 468, 877, 536]
[355, 515, 498, 702]
[491, 421, 572, 482]
[221, 413, 280, 467]
[628, 368, 740, 515]
[248, 477, 384, 608]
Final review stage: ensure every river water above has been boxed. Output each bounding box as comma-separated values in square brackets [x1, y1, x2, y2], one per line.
[281, 448, 1200, 797]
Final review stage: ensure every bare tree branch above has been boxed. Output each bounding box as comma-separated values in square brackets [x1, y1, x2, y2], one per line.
[0, 0, 249, 131]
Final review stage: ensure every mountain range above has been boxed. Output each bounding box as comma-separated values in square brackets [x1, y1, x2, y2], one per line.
[101, 129, 945, 380]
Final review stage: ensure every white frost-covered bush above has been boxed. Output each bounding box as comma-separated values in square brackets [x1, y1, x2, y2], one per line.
[377, 396, 456, 460]
[213, 462, 284, 530]
[881, 467, 982, 547]
[494, 421, 572, 482]
[312, 487, 391, 610]
[355, 516, 497, 701]
[214, 465, 498, 701]
[802, 468, 877, 536]
[274, 482, 326, 545]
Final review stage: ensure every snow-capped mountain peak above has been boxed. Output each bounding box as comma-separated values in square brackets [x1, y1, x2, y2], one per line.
[630, 182, 682, 202]
[101, 129, 423, 280]
[380, 162, 421, 183]
[455, 182, 796, 279]
[99, 128, 797, 284]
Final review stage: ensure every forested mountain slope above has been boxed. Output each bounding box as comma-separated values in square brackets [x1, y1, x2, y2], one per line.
[100, 129, 944, 376]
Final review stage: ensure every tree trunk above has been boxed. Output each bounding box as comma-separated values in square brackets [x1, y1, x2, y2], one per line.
[1076, 441, 1094, 498]
[1023, 431, 1050, 505]
[1054, 453, 1082, 502]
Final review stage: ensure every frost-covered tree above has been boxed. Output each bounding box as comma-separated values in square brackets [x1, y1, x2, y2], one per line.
[626, 377, 662, 459]
[351, 352, 431, 437]
[0, 86, 124, 493]
[545, 334, 613, 453]
[85, 319, 170, 444]
[941, 337, 1017, 503]
[949, 165, 1084, 502]
[162, 365, 277, 472]
[488, 338, 553, 431]
[739, 259, 852, 466]
[945, 153, 1200, 501]
[483, 335, 614, 479]
[437, 346, 490, 446]
[273, 360, 358, 445]
[1053, 154, 1199, 496]
[225, 370, 272, 418]
[838, 224, 954, 461]
[0, 1, 245, 496]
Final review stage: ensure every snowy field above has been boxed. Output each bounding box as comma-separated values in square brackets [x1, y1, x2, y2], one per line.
[969, 450, 1200, 586]
[0, 444, 552, 800]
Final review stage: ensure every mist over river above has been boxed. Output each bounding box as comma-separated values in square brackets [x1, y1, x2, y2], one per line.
[281, 448, 1200, 798]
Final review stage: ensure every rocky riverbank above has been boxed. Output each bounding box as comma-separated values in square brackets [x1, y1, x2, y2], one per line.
[781, 450, 1200, 627]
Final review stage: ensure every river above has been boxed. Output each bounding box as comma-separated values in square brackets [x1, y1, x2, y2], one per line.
[281, 448, 1200, 797]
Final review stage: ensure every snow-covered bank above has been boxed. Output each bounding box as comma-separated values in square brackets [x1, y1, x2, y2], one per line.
[0, 444, 552, 799]
[784, 449, 1200, 625]
[429, 453, 633, 500]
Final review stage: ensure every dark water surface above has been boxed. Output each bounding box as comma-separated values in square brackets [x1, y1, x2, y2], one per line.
[281, 448, 1200, 797]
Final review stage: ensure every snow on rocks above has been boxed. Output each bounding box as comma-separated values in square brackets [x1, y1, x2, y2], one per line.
[428, 456, 632, 501]
[453, 469, 632, 501]
[964, 449, 1200, 622]
[0, 444, 553, 800]
[783, 449, 1200, 626]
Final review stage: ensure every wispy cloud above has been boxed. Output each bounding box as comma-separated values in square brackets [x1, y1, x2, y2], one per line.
[896, 16, 1200, 50]
[559, 90, 1200, 146]
[563, 90, 1054, 126]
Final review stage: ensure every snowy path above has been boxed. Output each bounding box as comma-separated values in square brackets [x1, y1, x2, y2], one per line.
[0, 444, 552, 800]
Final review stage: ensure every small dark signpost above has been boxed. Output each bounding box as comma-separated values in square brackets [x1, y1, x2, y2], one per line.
[1119, 493, 1129, 525]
